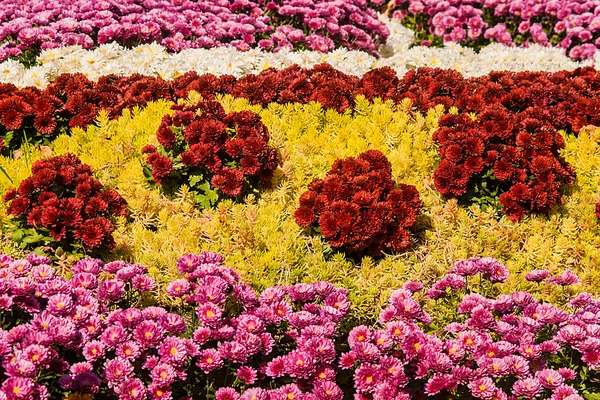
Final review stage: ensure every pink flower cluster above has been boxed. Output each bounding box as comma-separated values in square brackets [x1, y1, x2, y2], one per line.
[345, 256, 597, 399]
[0, 253, 157, 399]
[0, 0, 389, 61]
[388, 0, 600, 59]
[171, 252, 351, 400]
[0, 252, 350, 399]
[1, 252, 598, 399]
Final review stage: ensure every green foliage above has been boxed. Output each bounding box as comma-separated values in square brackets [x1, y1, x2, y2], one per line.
[0, 97, 598, 322]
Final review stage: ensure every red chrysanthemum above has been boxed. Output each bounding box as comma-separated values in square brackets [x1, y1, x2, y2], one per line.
[295, 150, 422, 256]
[150, 155, 173, 185]
[145, 101, 277, 207]
[33, 114, 57, 135]
[3, 154, 126, 253]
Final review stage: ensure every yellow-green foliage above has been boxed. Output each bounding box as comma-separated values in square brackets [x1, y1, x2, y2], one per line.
[0, 97, 599, 321]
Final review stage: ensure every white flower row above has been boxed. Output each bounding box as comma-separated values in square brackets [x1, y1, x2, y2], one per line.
[0, 16, 593, 89]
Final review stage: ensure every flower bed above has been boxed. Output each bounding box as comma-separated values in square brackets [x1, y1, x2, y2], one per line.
[0, 253, 598, 399]
[294, 150, 423, 256]
[0, 21, 590, 88]
[1, 2, 600, 398]
[144, 100, 278, 207]
[3, 153, 127, 255]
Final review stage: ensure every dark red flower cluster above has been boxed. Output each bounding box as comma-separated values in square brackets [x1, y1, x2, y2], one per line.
[596, 202, 600, 219]
[145, 100, 278, 201]
[294, 150, 423, 256]
[2, 154, 128, 252]
[5, 65, 600, 149]
[47, 73, 174, 128]
[0, 82, 63, 146]
[433, 109, 576, 221]
[394, 68, 600, 133]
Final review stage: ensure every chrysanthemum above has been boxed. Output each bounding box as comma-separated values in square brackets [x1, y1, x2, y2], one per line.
[131, 275, 156, 292]
[192, 326, 211, 346]
[285, 350, 316, 379]
[119, 378, 146, 400]
[484, 358, 509, 378]
[196, 302, 223, 327]
[215, 387, 239, 400]
[425, 373, 454, 396]
[505, 355, 530, 377]
[158, 337, 188, 366]
[47, 293, 74, 316]
[289, 283, 316, 302]
[150, 363, 177, 386]
[1, 376, 34, 400]
[118, 308, 143, 329]
[306, 337, 337, 363]
[165, 279, 191, 298]
[236, 366, 257, 385]
[313, 381, 343, 400]
[402, 331, 427, 359]
[142, 307, 168, 320]
[550, 385, 579, 400]
[218, 341, 249, 363]
[351, 342, 381, 363]
[277, 384, 303, 400]
[354, 364, 380, 394]
[103, 358, 134, 387]
[526, 269, 549, 282]
[236, 314, 264, 334]
[102, 324, 129, 349]
[536, 368, 564, 390]
[160, 313, 187, 335]
[176, 254, 200, 274]
[148, 384, 172, 400]
[348, 325, 372, 348]
[4, 359, 36, 378]
[71, 272, 98, 290]
[468, 377, 497, 399]
[71, 371, 101, 394]
[265, 356, 286, 377]
[22, 344, 50, 366]
[133, 321, 164, 349]
[558, 368, 577, 381]
[116, 341, 141, 361]
[512, 378, 542, 399]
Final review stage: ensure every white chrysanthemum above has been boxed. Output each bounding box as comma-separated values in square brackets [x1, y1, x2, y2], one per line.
[0, 59, 25, 82]
[133, 42, 167, 57]
[95, 42, 125, 59]
[37, 48, 63, 66]
[152, 63, 177, 80]
[19, 66, 50, 88]
[283, 50, 321, 68]
[80, 51, 109, 70]
[176, 49, 209, 72]
[379, 14, 415, 53]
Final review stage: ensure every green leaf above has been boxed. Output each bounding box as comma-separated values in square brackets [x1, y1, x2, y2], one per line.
[194, 193, 211, 210]
[583, 393, 600, 400]
[188, 174, 204, 188]
[10, 229, 24, 242]
[22, 233, 44, 244]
